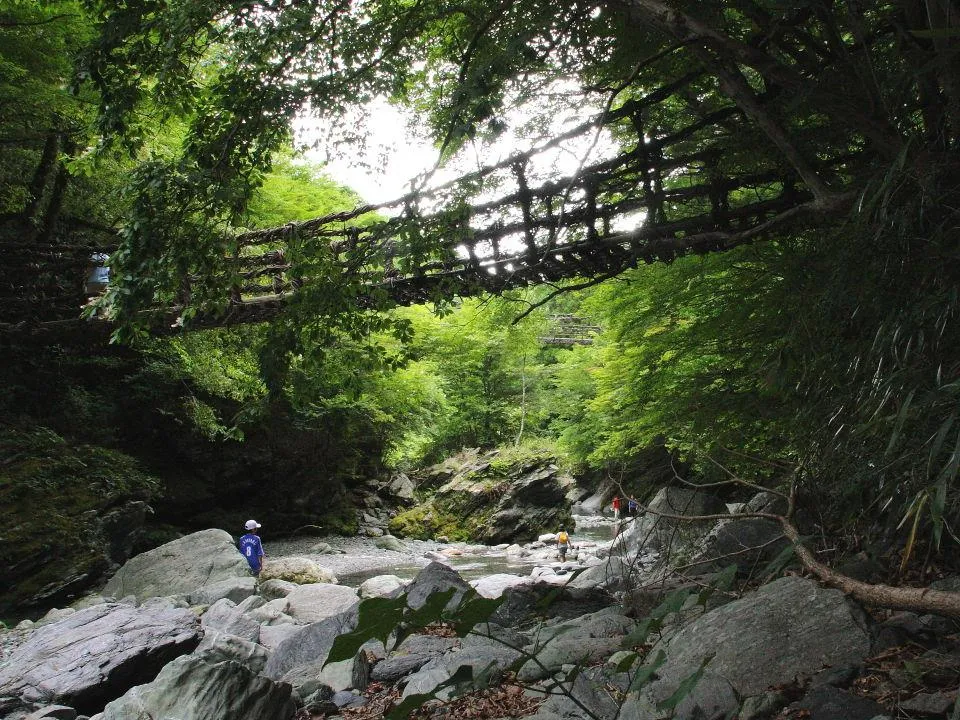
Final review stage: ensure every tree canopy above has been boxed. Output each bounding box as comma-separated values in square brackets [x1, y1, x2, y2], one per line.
[3, 0, 960, 561]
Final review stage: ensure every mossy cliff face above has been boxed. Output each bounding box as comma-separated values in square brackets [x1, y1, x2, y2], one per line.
[0, 426, 159, 614]
[389, 447, 575, 544]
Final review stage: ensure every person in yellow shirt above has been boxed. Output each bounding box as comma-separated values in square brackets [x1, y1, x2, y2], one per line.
[556, 528, 570, 562]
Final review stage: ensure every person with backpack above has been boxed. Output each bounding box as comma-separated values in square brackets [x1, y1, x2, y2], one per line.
[239, 519, 265, 576]
[557, 528, 571, 562]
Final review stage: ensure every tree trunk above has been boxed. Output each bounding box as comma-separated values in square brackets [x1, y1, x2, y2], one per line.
[22, 132, 60, 234]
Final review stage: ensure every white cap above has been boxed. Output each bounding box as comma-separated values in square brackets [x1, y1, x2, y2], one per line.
[245, 519, 261, 530]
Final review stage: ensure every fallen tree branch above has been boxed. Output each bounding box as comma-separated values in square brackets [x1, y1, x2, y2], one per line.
[635, 497, 960, 618]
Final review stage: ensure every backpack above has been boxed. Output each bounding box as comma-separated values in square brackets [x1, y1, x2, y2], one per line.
[557, 531, 569, 544]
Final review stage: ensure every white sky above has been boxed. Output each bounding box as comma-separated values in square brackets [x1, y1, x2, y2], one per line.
[298, 87, 619, 212]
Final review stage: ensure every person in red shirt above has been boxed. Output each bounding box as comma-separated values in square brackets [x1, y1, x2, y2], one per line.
[612, 496, 621, 520]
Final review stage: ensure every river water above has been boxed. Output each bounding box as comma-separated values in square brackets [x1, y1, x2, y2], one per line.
[268, 514, 617, 587]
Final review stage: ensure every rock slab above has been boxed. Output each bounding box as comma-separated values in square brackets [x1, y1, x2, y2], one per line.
[0, 602, 200, 714]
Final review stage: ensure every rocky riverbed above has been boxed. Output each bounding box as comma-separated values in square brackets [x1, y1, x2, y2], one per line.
[268, 513, 620, 587]
[3, 487, 959, 720]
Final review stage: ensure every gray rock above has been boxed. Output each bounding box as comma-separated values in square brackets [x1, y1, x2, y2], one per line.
[740, 691, 788, 720]
[96, 655, 295, 720]
[188, 576, 257, 606]
[258, 623, 303, 653]
[193, 629, 270, 674]
[490, 584, 615, 628]
[23, 706, 77, 720]
[568, 556, 636, 592]
[372, 634, 459, 683]
[259, 557, 337, 585]
[470, 574, 532, 599]
[790, 685, 884, 720]
[642, 576, 872, 718]
[385, 472, 416, 501]
[374, 535, 406, 552]
[401, 626, 524, 701]
[284, 583, 359, 624]
[401, 562, 471, 612]
[0, 602, 200, 714]
[332, 691, 366, 708]
[103, 529, 249, 602]
[201, 598, 260, 642]
[530, 672, 620, 720]
[687, 517, 787, 575]
[371, 653, 434, 683]
[260, 579, 299, 601]
[264, 607, 359, 680]
[612, 487, 726, 565]
[236, 595, 266, 612]
[745, 490, 789, 515]
[518, 610, 635, 681]
[899, 690, 954, 715]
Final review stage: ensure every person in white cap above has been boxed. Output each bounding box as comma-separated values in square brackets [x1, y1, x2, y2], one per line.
[238, 519, 265, 576]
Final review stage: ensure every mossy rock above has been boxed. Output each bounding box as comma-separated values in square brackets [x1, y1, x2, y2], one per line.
[0, 425, 159, 614]
[393, 446, 573, 543]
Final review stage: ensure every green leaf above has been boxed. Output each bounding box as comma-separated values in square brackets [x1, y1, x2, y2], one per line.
[403, 587, 458, 631]
[884, 388, 916, 457]
[650, 588, 691, 620]
[613, 651, 639, 674]
[385, 692, 433, 720]
[620, 616, 662, 649]
[656, 653, 713, 710]
[324, 594, 407, 667]
[629, 649, 666, 691]
[451, 593, 506, 637]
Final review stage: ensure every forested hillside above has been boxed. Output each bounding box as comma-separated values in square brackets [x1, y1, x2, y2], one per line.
[3, 0, 960, 613]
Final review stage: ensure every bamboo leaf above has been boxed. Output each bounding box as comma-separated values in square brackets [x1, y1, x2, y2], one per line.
[884, 388, 916, 457]
[900, 493, 928, 574]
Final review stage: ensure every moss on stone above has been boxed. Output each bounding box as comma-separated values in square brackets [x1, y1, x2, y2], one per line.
[0, 425, 160, 613]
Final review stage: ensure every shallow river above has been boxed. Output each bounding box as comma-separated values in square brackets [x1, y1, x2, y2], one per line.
[267, 514, 616, 587]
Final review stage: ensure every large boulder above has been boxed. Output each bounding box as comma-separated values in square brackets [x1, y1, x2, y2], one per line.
[371, 634, 459, 683]
[188, 577, 257, 606]
[612, 487, 726, 566]
[639, 576, 872, 718]
[402, 562, 471, 612]
[390, 448, 575, 544]
[102, 529, 249, 601]
[93, 655, 296, 720]
[0, 602, 200, 715]
[687, 516, 788, 575]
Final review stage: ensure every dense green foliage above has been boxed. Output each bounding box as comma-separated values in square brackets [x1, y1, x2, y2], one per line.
[3, 0, 960, 575]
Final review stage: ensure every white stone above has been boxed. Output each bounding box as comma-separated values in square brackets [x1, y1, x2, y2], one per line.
[359, 575, 406, 599]
[284, 583, 359, 624]
[470, 574, 533, 599]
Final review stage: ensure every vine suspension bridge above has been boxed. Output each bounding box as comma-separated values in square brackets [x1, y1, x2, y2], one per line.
[2, 67, 857, 336]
